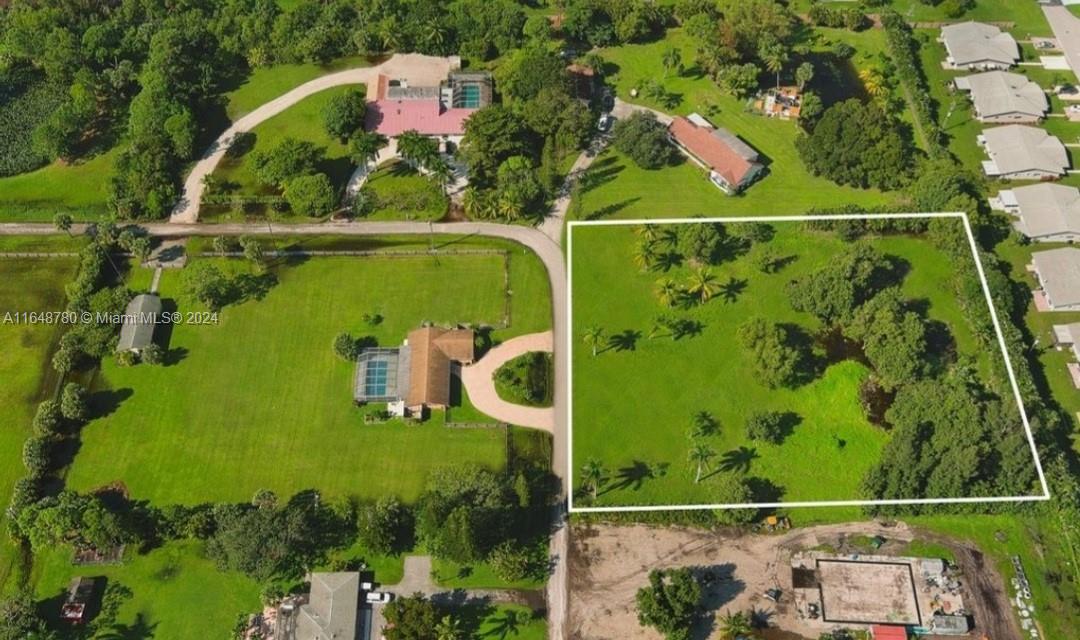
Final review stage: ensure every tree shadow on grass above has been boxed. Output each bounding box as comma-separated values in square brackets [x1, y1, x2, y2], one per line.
[602, 460, 667, 493]
[604, 329, 641, 352]
[585, 197, 640, 220]
[718, 277, 747, 303]
[90, 388, 134, 420]
[717, 447, 759, 474]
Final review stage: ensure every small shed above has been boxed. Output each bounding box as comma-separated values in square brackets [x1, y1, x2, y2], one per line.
[871, 625, 908, 640]
[60, 577, 96, 624]
[116, 294, 161, 354]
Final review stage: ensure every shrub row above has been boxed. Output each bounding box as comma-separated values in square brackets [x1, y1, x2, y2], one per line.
[880, 10, 947, 158]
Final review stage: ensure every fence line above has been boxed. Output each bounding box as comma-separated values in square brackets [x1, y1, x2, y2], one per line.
[198, 248, 508, 258]
[0, 252, 80, 258]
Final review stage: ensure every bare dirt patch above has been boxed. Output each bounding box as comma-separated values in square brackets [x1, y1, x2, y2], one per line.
[568, 520, 1021, 640]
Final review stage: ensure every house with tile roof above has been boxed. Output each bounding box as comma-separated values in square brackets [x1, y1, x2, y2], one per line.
[354, 326, 475, 417]
[296, 572, 362, 640]
[365, 70, 491, 137]
[667, 114, 764, 194]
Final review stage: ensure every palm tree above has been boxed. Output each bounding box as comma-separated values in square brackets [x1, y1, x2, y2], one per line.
[685, 267, 718, 304]
[759, 41, 789, 91]
[688, 442, 716, 484]
[718, 610, 755, 639]
[655, 278, 682, 308]
[581, 458, 605, 499]
[349, 131, 388, 169]
[397, 130, 439, 170]
[633, 241, 657, 272]
[662, 46, 682, 78]
[496, 193, 523, 220]
[795, 61, 814, 91]
[635, 224, 660, 243]
[583, 325, 605, 356]
[428, 157, 454, 195]
[435, 614, 462, 640]
[859, 68, 889, 103]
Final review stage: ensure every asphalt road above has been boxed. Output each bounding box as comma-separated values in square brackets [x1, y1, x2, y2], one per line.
[1043, 5, 1080, 78]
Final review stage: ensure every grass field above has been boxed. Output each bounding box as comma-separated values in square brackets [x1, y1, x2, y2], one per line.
[585, 28, 900, 219]
[65, 242, 551, 506]
[359, 161, 449, 221]
[570, 222, 1004, 506]
[0, 256, 78, 592]
[211, 85, 359, 201]
[32, 541, 260, 640]
[0, 149, 118, 222]
[476, 605, 547, 640]
[225, 57, 375, 121]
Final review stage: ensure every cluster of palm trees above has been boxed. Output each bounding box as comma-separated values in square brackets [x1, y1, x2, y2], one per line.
[461, 186, 527, 221]
[396, 129, 454, 193]
[655, 267, 720, 307]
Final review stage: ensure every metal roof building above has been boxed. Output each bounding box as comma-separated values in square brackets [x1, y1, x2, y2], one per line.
[116, 294, 161, 353]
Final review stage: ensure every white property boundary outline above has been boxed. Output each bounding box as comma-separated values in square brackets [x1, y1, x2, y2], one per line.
[566, 212, 1051, 513]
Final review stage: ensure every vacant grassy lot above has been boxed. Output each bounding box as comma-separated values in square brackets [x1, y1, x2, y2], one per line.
[0, 149, 118, 222]
[0, 256, 78, 591]
[570, 222, 1000, 506]
[225, 56, 374, 121]
[66, 242, 551, 506]
[33, 541, 260, 640]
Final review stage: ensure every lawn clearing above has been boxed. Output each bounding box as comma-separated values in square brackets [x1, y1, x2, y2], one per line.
[207, 84, 361, 220]
[358, 161, 449, 221]
[65, 242, 551, 507]
[0, 148, 118, 222]
[584, 28, 900, 219]
[475, 604, 547, 640]
[224, 57, 375, 121]
[32, 541, 260, 639]
[0, 255, 78, 591]
[569, 220, 1014, 508]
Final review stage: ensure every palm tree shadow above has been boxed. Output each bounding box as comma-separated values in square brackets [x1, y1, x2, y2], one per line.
[606, 329, 641, 352]
[604, 460, 655, 493]
[481, 608, 524, 639]
[717, 447, 759, 474]
[719, 277, 747, 303]
[94, 613, 157, 639]
[655, 252, 683, 272]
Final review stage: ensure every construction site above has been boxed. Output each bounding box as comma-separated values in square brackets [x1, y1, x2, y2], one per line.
[568, 520, 1027, 640]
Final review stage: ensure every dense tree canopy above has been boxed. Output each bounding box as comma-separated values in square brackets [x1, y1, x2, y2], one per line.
[787, 243, 899, 325]
[611, 111, 675, 170]
[636, 568, 702, 640]
[736, 319, 814, 389]
[844, 289, 932, 390]
[322, 88, 367, 141]
[795, 99, 914, 190]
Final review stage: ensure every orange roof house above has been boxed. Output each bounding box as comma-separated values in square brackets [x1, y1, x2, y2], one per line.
[404, 327, 474, 409]
[667, 114, 764, 194]
[354, 326, 475, 416]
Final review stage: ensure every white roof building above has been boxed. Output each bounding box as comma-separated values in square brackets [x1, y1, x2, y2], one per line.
[941, 22, 1020, 70]
[979, 125, 1068, 179]
[954, 71, 1047, 123]
[998, 183, 1080, 241]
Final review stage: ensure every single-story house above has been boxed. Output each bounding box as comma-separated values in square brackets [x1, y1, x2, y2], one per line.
[1031, 247, 1080, 311]
[954, 71, 1047, 123]
[354, 326, 475, 416]
[365, 71, 492, 137]
[297, 572, 361, 640]
[1052, 322, 1080, 388]
[667, 113, 764, 194]
[978, 125, 1068, 180]
[940, 21, 1020, 70]
[994, 183, 1080, 241]
[116, 293, 160, 354]
[567, 63, 597, 100]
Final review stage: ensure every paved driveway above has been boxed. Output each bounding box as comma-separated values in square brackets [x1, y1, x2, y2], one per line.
[460, 331, 555, 431]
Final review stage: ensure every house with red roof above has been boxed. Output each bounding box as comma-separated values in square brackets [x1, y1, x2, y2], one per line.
[870, 625, 909, 640]
[365, 71, 492, 138]
[667, 113, 764, 194]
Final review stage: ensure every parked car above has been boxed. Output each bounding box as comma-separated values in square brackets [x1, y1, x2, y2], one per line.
[360, 581, 375, 591]
[597, 114, 614, 132]
[366, 591, 394, 604]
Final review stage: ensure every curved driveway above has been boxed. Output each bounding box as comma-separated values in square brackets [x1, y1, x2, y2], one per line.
[461, 331, 555, 431]
[170, 54, 458, 223]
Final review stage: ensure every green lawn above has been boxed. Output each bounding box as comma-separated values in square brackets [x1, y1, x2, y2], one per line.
[0, 149, 118, 222]
[786, 0, 1053, 37]
[32, 541, 260, 640]
[571, 222, 1003, 506]
[210, 84, 359, 207]
[358, 161, 449, 221]
[225, 57, 374, 121]
[65, 242, 551, 506]
[0, 256, 78, 592]
[475, 605, 547, 640]
[585, 28, 899, 219]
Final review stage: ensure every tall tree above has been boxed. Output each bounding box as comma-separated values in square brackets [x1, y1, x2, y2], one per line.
[581, 459, 606, 500]
[688, 442, 716, 483]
